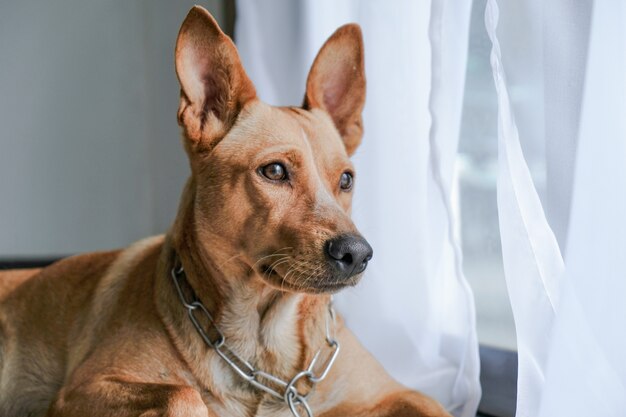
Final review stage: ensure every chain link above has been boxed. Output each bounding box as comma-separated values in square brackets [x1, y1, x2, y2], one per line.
[170, 264, 340, 417]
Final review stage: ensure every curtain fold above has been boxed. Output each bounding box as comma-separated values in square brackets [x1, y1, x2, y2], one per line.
[486, 0, 626, 416]
[538, 2, 626, 415]
[235, 1, 480, 416]
[485, 1, 565, 416]
[428, 1, 479, 415]
[543, 0, 592, 251]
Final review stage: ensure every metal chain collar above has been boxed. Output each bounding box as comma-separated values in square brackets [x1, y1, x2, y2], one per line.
[170, 264, 341, 417]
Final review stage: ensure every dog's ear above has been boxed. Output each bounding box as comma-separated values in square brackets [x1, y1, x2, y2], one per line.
[304, 24, 366, 156]
[175, 6, 256, 152]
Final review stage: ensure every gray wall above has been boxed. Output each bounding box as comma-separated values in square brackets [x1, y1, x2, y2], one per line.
[0, 1, 229, 257]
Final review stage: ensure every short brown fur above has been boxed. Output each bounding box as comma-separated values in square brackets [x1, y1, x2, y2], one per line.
[0, 7, 451, 417]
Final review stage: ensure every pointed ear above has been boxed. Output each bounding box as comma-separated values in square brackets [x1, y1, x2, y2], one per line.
[175, 6, 256, 152]
[304, 24, 366, 156]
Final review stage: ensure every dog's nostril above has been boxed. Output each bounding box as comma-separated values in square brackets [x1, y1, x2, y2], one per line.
[355, 259, 368, 274]
[341, 253, 353, 265]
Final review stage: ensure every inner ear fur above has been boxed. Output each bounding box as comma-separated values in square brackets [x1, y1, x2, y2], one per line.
[175, 6, 256, 152]
[304, 24, 366, 156]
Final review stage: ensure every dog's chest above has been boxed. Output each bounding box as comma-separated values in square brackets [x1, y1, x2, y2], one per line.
[204, 392, 323, 417]
[209, 293, 303, 376]
[196, 295, 324, 417]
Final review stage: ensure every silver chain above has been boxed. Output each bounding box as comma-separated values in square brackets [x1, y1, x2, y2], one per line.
[170, 264, 341, 417]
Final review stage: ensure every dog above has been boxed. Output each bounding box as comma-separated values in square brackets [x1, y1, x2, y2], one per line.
[0, 6, 451, 417]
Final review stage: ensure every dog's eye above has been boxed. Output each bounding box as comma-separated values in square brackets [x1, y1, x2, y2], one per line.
[340, 172, 353, 191]
[261, 163, 288, 181]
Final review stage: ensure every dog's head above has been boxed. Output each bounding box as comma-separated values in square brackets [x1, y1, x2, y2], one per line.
[174, 6, 371, 294]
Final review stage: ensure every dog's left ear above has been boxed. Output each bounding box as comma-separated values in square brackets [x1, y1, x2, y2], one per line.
[175, 6, 256, 152]
[304, 24, 366, 156]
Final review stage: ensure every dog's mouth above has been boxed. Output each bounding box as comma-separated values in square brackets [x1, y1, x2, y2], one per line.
[312, 280, 358, 293]
[258, 262, 361, 294]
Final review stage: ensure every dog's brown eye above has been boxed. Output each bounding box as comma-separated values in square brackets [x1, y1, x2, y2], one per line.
[261, 163, 287, 181]
[340, 172, 353, 191]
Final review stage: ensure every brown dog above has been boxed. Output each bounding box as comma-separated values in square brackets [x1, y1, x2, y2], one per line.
[0, 7, 450, 417]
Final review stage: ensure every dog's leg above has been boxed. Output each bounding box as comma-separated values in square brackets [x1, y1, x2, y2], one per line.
[46, 377, 212, 417]
[369, 390, 452, 417]
[320, 390, 452, 417]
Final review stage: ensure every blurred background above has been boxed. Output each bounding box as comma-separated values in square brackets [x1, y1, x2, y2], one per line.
[0, 0, 233, 257]
[0, 0, 550, 352]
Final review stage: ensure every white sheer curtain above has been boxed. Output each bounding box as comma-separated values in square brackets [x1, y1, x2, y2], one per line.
[487, 0, 626, 415]
[235, 1, 480, 416]
[485, 2, 565, 415]
[539, 4, 626, 413]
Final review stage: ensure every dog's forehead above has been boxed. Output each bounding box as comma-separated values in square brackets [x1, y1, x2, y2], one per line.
[280, 107, 347, 158]
[227, 101, 348, 162]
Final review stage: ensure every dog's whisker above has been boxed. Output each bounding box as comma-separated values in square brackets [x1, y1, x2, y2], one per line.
[283, 259, 305, 277]
[261, 258, 288, 281]
[254, 253, 291, 271]
[263, 257, 291, 281]
[302, 265, 320, 288]
[289, 261, 312, 290]
[290, 264, 308, 289]
[270, 255, 294, 276]
[280, 264, 297, 292]
[257, 251, 292, 266]
[301, 263, 324, 289]
[257, 255, 291, 283]
[296, 266, 317, 290]
[281, 259, 307, 292]
[217, 252, 244, 271]
[251, 247, 293, 271]
[265, 256, 288, 272]
[281, 263, 303, 292]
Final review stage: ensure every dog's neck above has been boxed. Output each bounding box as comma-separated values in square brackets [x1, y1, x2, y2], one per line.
[156, 182, 330, 401]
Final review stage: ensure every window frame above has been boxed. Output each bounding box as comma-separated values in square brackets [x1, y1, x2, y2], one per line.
[478, 345, 517, 417]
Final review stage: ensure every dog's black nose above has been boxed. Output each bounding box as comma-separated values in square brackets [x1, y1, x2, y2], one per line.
[325, 235, 373, 279]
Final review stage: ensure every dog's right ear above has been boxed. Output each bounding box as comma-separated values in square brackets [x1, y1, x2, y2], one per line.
[175, 6, 256, 153]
